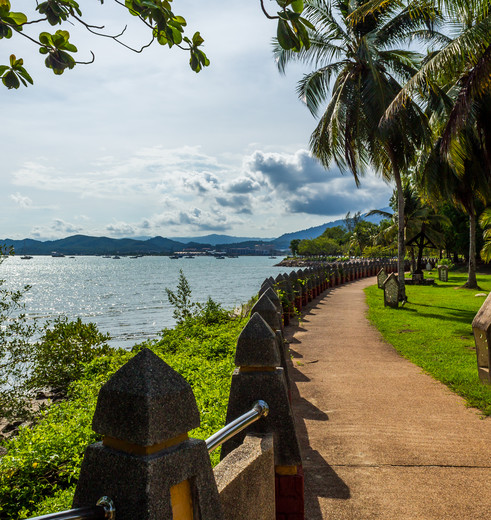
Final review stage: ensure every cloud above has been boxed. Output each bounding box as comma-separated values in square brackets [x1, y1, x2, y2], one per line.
[244, 149, 392, 217]
[10, 193, 33, 208]
[215, 194, 252, 214]
[182, 171, 219, 194]
[224, 176, 261, 194]
[105, 222, 137, 236]
[246, 149, 334, 191]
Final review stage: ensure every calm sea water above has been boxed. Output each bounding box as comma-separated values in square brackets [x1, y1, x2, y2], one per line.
[1, 255, 294, 349]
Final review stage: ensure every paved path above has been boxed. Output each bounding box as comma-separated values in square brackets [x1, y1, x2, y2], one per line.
[285, 277, 491, 519]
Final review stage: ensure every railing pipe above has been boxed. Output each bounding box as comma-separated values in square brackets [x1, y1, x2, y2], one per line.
[27, 497, 114, 520]
[205, 400, 269, 453]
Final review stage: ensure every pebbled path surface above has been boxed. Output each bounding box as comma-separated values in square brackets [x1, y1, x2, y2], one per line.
[285, 277, 491, 519]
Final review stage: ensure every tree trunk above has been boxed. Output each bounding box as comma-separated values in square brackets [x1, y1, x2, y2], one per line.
[466, 202, 478, 288]
[391, 159, 406, 300]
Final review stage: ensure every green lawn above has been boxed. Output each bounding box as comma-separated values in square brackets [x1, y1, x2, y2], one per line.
[365, 271, 491, 416]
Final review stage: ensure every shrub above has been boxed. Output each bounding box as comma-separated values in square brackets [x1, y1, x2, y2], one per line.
[28, 317, 113, 394]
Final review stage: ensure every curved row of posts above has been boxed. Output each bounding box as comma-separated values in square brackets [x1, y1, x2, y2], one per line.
[31, 258, 399, 520]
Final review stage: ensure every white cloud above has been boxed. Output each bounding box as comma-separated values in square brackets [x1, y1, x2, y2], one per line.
[10, 193, 32, 208]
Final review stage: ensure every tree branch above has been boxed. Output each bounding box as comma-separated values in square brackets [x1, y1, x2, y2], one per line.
[260, 0, 279, 20]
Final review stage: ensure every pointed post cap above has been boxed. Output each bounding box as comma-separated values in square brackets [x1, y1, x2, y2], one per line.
[251, 292, 282, 330]
[235, 313, 281, 368]
[262, 286, 281, 311]
[275, 273, 285, 283]
[92, 348, 200, 446]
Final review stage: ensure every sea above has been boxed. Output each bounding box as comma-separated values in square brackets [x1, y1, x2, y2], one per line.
[1, 255, 295, 349]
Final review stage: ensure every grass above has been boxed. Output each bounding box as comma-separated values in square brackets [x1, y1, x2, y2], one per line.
[365, 270, 491, 416]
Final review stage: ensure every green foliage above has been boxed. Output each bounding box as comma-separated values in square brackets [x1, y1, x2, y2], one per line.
[0, 0, 313, 88]
[0, 352, 129, 520]
[0, 274, 38, 421]
[365, 272, 491, 416]
[29, 317, 113, 394]
[0, 54, 32, 89]
[165, 268, 198, 323]
[290, 238, 301, 255]
[362, 245, 397, 258]
[479, 207, 491, 263]
[1, 279, 244, 518]
[438, 258, 454, 269]
[0, 0, 210, 87]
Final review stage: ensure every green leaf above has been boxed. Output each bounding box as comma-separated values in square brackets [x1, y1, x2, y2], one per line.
[0, 65, 8, 75]
[39, 32, 54, 47]
[277, 19, 298, 50]
[299, 16, 315, 31]
[7, 11, 27, 25]
[291, 0, 304, 14]
[192, 31, 204, 46]
[17, 67, 33, 85]
[174, 15, 186, 26]
[2, 69, 19, 89]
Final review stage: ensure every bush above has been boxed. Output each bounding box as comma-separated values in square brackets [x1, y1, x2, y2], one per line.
[28, 317, 113, 394]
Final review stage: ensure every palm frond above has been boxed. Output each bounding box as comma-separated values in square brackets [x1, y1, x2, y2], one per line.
[384, 15, 491, 121]
[297, 61, 347, 115]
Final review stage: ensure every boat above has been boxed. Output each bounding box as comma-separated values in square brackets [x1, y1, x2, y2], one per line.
[215, 255, 225, 259]
[112, 255, 121, 259]
[21, 255, 33, 260]
[51, 251, 65, 257]
[103, 255, 111, 258]
[169, 254, 181, 259]
[268, 256, 277, 259]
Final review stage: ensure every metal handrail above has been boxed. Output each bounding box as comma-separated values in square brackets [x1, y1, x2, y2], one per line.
[205, 400, 269, 453]
[27, 497, 115, 520]
[25, 402, 269, 519]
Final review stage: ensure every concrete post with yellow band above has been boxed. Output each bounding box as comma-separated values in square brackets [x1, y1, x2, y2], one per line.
[221, 313, 304, 519]
[73, 348, 223, 520]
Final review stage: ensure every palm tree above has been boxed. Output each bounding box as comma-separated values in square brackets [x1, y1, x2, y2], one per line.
[275, 0, 444, 299]
[417, 129, 490, 287]
[368, 180, 448, 272]
[348, 0, 490, 286]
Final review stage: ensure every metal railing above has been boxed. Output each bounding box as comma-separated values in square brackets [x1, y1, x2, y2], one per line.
[205, 400, 269, 453]
[27, 497, 115, 520]
[25, 401, 269, 520]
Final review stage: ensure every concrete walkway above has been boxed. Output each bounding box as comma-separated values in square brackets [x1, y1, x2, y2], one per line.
[285, 277, 491, 519]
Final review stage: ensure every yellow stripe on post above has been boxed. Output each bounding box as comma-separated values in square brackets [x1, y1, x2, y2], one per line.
[170, 479, 194, 519]
[275, 465, 298, 476]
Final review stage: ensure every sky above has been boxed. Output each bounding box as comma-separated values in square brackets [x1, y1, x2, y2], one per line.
[1, 1, 393, 241]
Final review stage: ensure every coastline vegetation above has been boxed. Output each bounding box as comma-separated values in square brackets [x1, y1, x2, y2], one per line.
[0, 271, 245, 520]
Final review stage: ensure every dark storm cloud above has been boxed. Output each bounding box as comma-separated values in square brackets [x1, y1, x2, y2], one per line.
[247, 149, 342, 191]
[225, 177, 261, 194]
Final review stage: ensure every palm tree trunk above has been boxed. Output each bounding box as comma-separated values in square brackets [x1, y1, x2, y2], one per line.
[391, 157, 406, 300]
[466, 201, 478, 288]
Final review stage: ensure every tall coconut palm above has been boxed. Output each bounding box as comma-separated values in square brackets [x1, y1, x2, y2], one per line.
[275, 0, 445, 299]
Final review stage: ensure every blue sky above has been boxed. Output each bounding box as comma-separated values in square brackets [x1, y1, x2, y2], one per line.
[1, 1, 392, 240]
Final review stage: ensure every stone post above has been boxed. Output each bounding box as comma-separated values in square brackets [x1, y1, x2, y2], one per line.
[383, 273, 400, 308]
[472, 292, 491, 384]
[221, 315, 304, 520]
[437, 265, 449, 282]
[73, 348, 223, 520]
[377, 267, 388, 289]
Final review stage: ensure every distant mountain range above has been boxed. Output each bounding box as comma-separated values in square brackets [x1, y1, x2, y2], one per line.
[2, 209, 389, 255]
